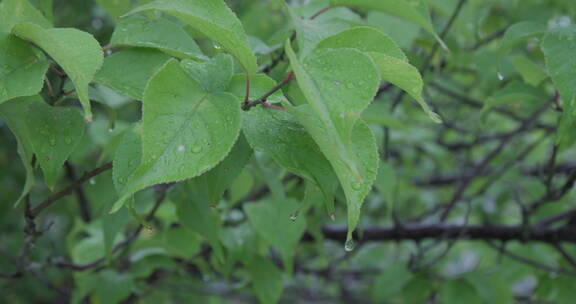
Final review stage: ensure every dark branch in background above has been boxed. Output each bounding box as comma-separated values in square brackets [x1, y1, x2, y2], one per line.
[30, 162, 112, 218]
[64, 161, 91, 222]
[317, 224, 576, 244]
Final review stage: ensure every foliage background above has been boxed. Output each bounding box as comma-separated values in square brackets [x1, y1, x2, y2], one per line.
[1, 0, 576, 303]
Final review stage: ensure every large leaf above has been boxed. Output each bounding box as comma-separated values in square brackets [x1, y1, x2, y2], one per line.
[0, 96, 40, 205]
[26, 101, 85, 190]
[109, 15, 203, 59]
[111, 59, 241, 212]
[244, 198, 306, 273]
[541, 26, 576, 144]
[126, 0, 257, 73]
[181, 53, 234, 92]
[316, 28, 440, 122]
[0, 33, 49, 104]
[0, 0, 51, 33]
[12, 23, 104, 121]
[330, 0, 437, 38]
[94, 48, 171, 100]
[285, 43, 380, 243]
[96, 0, 131, 19]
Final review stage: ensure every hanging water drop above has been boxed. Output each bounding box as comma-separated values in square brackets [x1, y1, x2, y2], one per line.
[497, 72, 504, 81]
[344, 238, 355, 252]
[289, 212, 298, 221]
[89, 178, 96, 185]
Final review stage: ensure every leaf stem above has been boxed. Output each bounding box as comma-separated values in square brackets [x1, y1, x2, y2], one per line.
[242, 71, 294, 111]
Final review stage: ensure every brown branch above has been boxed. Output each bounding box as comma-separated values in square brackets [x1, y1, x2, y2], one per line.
[30, 162, 112, 218]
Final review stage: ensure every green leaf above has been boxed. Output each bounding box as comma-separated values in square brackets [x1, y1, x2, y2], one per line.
[243, 107, 338, 212]
[285, 42, 380, 243]
[94, 48, 171, 100]
[188, 134, 252, 207]
[112, 127, 142, 192]
[371, 264, 412, 301]
[12, 23, 104, 121]
[330, 0, 437, 39]
[369, 53, 440, 122]
[0, 0, 51, 33]
[163, 226, 201, 259]
[316, 28, 440, 122]
[246, 256, 284, 304]
[484, 81, 547, 110]
[245, 198, 306, 273]
[110, 15, 203, 59]
[181, 53, 234, 92]
[500, 21, 546, 55]
[439, 280, 482, 304]
[126, 0, 257, 73]
[0, 33, 49, 104]
[112, 59, 241, 212]
[541, 26, 576, 144]
[96, 0, 131, 19]
[172, 179, 225, 262]
[0, 96, 40, 205]
[26, 101, 85, 190]
[317, 26, 407, 61]
[511, 55, 548, 86]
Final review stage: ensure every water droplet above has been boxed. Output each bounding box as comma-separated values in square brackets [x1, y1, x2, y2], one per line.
[339, 113, 346, 118]
[351, 182, 362, 191]
[108, 128, 114, 133]
[344, 238, 355, 252]
[89, 178, 96, 185]
[497, 72, 504, 81]
[177, 144, 185, 152]
[214, 43, 221, 49]
[289, 212, 298, 221]
[333, 81, 341, 86]
[192, 146, 202, 153]
[329, 212, 336, 221]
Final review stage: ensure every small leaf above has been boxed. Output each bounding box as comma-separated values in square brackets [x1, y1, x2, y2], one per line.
[95, 48, 171, 100]
[126, 0, 257, 73]
[244, 198, 307, 273]
[172, 179, 225, 262]
[246, 256, 284, 304]
[110, 15, 203, 59]
[330, 0, 438, 39]
[96, 0, 132, 20]
[0, 0, 51, 33]
[26, 101, 85, 190]
[0, 33, 49, 104]
[439, 280, 482, 304]
[181, 53, 234, 92]
[317, 26, 407, 61]
[13, 23, 104, 121]
[511, 55, 548, 86]
[500, 21, 546, 55]
[112, 59, 241, 212]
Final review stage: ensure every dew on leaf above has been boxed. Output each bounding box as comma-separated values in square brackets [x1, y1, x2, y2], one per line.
[192, 146, 202, 153]
[177, 144, 185, 152]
